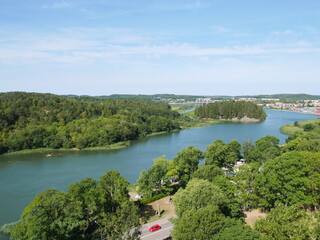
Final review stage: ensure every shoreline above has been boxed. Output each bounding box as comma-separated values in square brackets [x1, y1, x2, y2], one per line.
[280, 118, 320, 135]
[264, 107, 320, 116]
[0, 119, 221, 156]
[0, 116, 267, 157]
[1, 141, 132, 157]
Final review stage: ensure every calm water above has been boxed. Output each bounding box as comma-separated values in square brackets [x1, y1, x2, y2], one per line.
[0, 109, 318, 239]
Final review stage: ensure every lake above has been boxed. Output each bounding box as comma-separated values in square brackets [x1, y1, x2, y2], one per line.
[0, 109, 318, 239]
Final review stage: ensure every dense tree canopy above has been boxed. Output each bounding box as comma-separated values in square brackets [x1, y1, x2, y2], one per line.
[173, 179, 227, 218]
[173, 146, 204, 185]
[241, 136, 281, 163]
[254, 151, 320, 209]
[195, 101, 267, 120]
[255, 204, 317, 240]
[205, 139, 241, 167]
[0, 92, 183, 154]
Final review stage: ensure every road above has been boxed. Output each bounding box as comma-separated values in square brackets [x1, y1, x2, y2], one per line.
[140, 216, 174, 240]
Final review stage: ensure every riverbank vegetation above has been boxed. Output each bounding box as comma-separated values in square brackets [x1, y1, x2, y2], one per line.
[195, 101, 267, 120]
[0, 92, 185, 155]
[0, 93, 266, 155]
[280, 118, 320, 136]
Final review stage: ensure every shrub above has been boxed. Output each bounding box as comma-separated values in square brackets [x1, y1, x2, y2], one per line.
[140, 193, 167, 205]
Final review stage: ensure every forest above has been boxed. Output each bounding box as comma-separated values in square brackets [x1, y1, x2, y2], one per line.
[194, 101, 267, 120]
[0, 92, 185, 154]
[4, 118, 320, 239]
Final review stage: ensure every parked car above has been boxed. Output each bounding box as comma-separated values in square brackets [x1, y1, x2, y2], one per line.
[149, 224, 161, 232]
[135, 194, 143, 200]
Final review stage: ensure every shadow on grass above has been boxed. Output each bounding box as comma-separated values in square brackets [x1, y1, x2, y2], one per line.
[140, 205, 156, 224]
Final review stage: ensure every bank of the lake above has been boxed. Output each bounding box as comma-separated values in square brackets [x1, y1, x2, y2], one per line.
[280, 118, 320, 135]
[2, 118, 222, 157]
[0, 109, 318, 240]
[3, 141, 131, 156]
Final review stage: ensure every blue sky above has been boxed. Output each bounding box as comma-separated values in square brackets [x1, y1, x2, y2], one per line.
[1, 0, 320, 96]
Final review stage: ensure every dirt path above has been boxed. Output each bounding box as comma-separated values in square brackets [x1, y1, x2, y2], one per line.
[244, 209, 266, 228]
[148, 196, 175, 217]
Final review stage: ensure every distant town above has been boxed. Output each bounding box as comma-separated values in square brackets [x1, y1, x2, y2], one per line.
[153, 96, 320, 115]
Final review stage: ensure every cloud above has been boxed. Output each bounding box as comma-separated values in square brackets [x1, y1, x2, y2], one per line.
[211, 26, 249, 37]
[42, 1, 72, 9]
[272, 30, 296, 35]
[1, 27, 320, 65]
[184, 0, 207, 9]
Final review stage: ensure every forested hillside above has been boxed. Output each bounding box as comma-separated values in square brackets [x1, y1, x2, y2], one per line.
[0, 92, 182, 154]
[195, 101, 267, 120]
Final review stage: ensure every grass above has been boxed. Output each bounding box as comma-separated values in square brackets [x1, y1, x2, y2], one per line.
[83, 141, 131, 151]
[171, 105, 195, 113]
[128, 184, 138, 192]
[181, 119, 223, 129]
[5, 148, 70, 155]
[280, 124, 303, 135]
[145, 210, 168, 223]
[4, 141, 131, 156]
[185, 110, 196, 118]
[146, 131, 169, 137]
[280, 118, 320, 135]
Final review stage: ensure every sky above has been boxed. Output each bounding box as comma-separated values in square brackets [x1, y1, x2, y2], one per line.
[1, 0, 320, 96]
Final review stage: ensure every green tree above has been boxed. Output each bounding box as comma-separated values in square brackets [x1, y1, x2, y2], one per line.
[137, 156, 171, 197]
[205, 140, 241, 167]
[191, 164, 224, 182]
[173, 179, 226, 218]
[171, 205, 228, 240]
[173, 146, 204, 184]
[304, 123, 315, 132]
[241, 139, 257, 162]
[282, 132, 320, 153]
[234, 163, 260, 210]
[255, 135, 280, 162]
[303, 152, 320, 208]
[11, 189, 75, 240]
[254, 152, 310, 209]
[205, 140, 228, 167]
[191, 164, 242, 218]
[212, 218, 261, 240]
[255, 203, 315, 240]
[99, 170, 130, 206]
[172, 205, 260, 240]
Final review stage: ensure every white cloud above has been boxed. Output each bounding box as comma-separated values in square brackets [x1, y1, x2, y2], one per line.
[272, 30, 296, 35]
[1, 27, 320, 65]
[42, 1, 72, 9]
[184, 0, 207, 9]
[212, 26, 231, 34]
[211, 26, 249, 37]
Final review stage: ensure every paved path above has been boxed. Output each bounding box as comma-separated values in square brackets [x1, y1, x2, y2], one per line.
[140, 215, 175, 240]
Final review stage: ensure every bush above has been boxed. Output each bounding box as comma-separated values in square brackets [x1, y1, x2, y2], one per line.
[304, 123, 315, 132]
[140, 193, 167, 205]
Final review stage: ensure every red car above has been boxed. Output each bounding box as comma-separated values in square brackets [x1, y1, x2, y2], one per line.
[149, 224, 161, 232]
